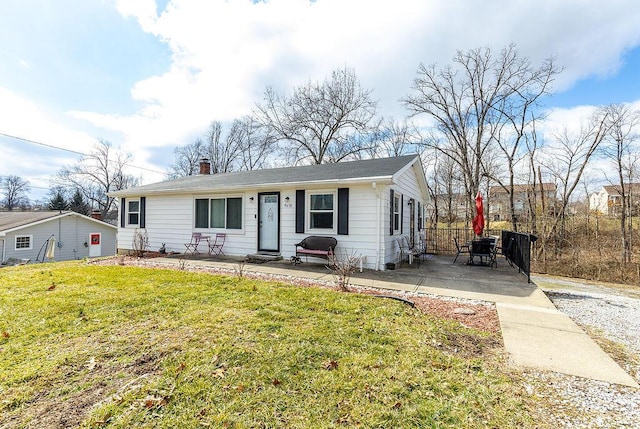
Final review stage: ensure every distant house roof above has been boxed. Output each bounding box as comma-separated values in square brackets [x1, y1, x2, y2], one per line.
[490, 183, 556, 195]
[0, 211, 116, 236]
[111, 155, 424, 197]
[602, 183, 640, 196]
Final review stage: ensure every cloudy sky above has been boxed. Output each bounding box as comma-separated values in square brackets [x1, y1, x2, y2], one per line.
[1, 0, 639, 201]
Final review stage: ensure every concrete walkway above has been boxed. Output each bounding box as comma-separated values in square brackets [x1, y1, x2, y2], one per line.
[155, 254, 639, 388]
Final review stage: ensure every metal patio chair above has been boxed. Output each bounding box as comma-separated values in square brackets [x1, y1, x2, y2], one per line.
[184, 232, 203, 255]
[452, 237, 470, 264]
[208, 233, 226, 256]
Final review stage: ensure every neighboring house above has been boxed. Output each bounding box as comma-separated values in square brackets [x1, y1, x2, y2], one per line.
[489, 183, 556, 222]
[589, 183, 640, 216]
[0, 211, 117, 263]
[111, 155, 429, 270]
[424, 192, 469, 225]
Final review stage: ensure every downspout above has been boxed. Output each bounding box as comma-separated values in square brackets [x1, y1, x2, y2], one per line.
[1, 238, 4, 263]
[373, 182, 380, 270]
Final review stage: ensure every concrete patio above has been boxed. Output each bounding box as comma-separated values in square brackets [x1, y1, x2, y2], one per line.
[157, 252, 639, 388]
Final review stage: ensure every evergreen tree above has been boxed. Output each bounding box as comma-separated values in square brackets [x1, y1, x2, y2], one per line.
[48, 191, 69, 211]
[68, 189, 90, 215]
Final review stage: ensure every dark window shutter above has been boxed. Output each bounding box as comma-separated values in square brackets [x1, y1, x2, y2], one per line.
[295, 190, 305, 233]
[337, 188, 349, 235]
[400, 194, 404, 234]
[120, 198, 126, 227]
[389, 189, 394, 235]
[140, 197, 146, 228]
[417, 201, 422, 230]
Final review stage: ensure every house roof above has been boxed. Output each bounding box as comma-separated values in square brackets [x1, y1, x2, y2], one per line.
[111, 154, 423, 197]
[602, 183, 640, 195]
[490, 183, 556, 194]
[0, 211, 116, 236]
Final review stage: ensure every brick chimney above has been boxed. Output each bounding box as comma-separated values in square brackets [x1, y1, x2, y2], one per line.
[199, 158, 211, 175]
[90, 210, 102, 221]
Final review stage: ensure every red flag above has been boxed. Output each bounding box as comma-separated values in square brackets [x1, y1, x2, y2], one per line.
[472, 191, 484, 236]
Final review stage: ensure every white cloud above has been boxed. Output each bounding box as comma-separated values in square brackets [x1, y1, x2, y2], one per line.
[0, 87, 100, 200]
[5, 0, 640, 196]
[0, 87, 95, 152]
[97, 0, 640, 152]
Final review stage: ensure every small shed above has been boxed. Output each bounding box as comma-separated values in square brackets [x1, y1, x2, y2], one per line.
[0, 211, 117, 264]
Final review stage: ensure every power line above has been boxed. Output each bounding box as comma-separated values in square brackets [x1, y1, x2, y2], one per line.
[0, 132, 85, 155]
[0, 132, 167, 175]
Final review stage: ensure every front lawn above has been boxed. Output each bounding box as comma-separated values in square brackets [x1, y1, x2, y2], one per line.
[0, 262, 540, 428]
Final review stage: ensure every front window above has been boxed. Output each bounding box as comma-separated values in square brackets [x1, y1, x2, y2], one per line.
[309, 192, 335, 230]
[15, 235, 32, 250]
[128, 200, 140, 225]
[195, 197, 243, 230]
[393, 194, 401, 232]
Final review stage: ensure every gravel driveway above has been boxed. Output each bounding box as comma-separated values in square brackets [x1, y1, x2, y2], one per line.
[529, 274, 640, 428]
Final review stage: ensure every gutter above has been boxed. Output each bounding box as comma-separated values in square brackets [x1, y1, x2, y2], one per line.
[109, 176, 396, 198]
[372, 181, 381, 270]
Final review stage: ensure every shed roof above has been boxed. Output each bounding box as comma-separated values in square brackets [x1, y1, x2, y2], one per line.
[0, 211, 63, 232]
[111, 154, 422, 197]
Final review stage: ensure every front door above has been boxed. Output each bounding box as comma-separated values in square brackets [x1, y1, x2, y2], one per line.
[89, 233, 101, 257]
[258, 192, 280, 252]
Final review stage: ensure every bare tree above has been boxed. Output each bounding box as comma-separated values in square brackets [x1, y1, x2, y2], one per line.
[367, 118, 420, 158]
[544, 109, 611, 250]
[404, 44, 559, 221]
[57, 140, 139, 219]
[170, 138, 206, 178]
[423, 150, 466, 227]
[205, 121, 243, 173]
[256, 67, 377, 164]
[234, 116, 277, 171]
[490, 53, 558, 231]
[0, 175, 30, 210]
[524, 121, 543, 235]
[601, 103, 640, 264]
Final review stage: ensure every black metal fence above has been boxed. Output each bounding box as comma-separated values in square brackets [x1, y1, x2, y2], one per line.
[423, 227, 502, 254]
[424, 227, 534, 282]
[500, 230, 536, 283]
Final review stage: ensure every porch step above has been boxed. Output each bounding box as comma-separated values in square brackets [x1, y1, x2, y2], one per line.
[246, 253, 283, 263]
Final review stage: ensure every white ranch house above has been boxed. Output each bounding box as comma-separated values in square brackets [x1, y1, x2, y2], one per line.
[111, 155, 429, 270]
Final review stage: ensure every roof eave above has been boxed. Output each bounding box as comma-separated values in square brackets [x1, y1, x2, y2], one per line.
[109, 175, 395, 197]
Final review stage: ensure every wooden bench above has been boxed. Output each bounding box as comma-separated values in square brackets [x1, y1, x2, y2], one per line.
[292, 236, 337, 264]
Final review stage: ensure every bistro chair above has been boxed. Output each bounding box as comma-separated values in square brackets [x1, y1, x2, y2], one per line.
[184, 232, 203, 255]
[452, 237, 470, 264]
[208, 233, 226, 256]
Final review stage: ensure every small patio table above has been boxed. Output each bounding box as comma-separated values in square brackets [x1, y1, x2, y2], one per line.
[468, 238, 497, 267]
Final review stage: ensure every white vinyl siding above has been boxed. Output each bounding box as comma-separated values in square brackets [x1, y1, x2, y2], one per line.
[383, 163, 427, 266]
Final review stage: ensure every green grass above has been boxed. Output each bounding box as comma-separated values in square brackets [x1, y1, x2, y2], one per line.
[0, 262, 540, 428]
